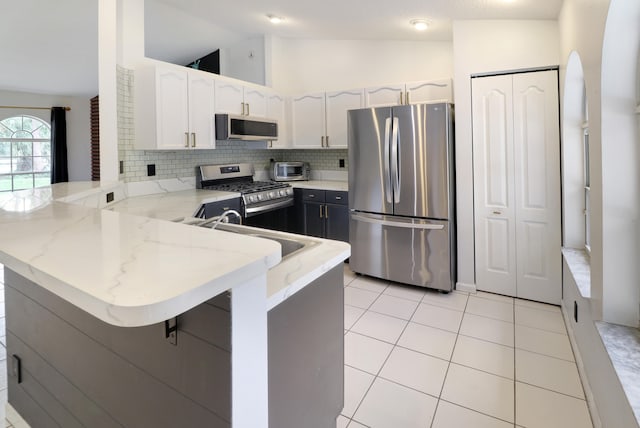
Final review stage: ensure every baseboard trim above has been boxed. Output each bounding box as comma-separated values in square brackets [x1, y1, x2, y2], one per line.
[456, 282, 476, 293]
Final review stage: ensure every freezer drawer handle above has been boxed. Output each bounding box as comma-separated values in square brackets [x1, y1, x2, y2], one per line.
[351, 213, 445, 230]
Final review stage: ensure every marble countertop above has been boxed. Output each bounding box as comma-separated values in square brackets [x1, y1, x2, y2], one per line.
[596, 321, 640, 424]
[106, 189, 241, 221]
[0, 184, 280, 327]
[289, 180, 348, 192]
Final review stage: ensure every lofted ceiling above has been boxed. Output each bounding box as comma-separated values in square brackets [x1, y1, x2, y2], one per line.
[0, 0, 563, 97]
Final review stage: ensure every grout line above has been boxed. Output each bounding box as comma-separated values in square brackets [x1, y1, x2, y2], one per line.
[513, 296, 517, 427]
[515, 379, 587, 401]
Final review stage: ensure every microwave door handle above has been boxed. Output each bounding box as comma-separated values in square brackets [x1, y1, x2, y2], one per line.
[391, 117, 400, 203]
[383, 117, 392, 204]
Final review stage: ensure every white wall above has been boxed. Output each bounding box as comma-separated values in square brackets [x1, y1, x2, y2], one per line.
[452, 20, 561, 289]
[0, 89, 91, 182]
[269, 38, 453, 95]
[220, 37, 266, 85]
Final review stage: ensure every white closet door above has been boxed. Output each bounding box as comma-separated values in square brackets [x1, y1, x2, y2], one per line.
[512, 70, 561, 304]
[472, 74, 517, 297]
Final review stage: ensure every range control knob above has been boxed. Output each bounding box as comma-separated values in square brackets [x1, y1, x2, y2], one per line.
[256, 194, 263, 201]
[279, 189, 287, 197]
[286, 188, 294, 196]
[268, 191, 276, 199]
[247, 195, 256, 203]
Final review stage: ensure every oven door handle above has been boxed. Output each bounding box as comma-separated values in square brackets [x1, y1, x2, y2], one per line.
[244, 199, 294, 216]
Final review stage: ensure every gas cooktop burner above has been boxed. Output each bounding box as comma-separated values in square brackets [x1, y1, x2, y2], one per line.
[204, 181, 290, 194]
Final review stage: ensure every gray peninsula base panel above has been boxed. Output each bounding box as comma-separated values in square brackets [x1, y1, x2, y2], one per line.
[5, 265, 344, 428]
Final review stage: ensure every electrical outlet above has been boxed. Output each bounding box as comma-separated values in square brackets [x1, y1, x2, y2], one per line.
[147, 164, 156, 176]
[339, 159, 345, 168]
[106, 192, 114, 203]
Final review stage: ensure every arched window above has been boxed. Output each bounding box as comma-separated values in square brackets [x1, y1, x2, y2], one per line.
[0, 115, 51, 192]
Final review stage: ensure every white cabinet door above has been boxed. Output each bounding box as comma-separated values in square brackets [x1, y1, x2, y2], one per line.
[291, 93, 326, 148]
[188, 73, 215, 149]
[325, 89, 364, 148]
[243, 87, 268, 118]
[472, 71, 561, 304]
[156, 68, 190, 150]
[406, 79, 452, 104]
[512, 70, 561, 304]
[266, 94, 289, 149]
[214, 81, 244, 115]
[472, 74, 517, 298]
[364, 85, 404, 107]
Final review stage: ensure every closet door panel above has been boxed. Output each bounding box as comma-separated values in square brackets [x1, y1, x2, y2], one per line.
[472, 75, 517, 297]
[513, 70, 561, 304]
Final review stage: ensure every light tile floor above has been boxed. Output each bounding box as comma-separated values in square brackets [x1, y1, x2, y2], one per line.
[0, 264, 594, 428]
[340, 265, 594, 428]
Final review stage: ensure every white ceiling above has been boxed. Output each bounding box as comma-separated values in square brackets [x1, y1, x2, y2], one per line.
[0, 0, 563, 97]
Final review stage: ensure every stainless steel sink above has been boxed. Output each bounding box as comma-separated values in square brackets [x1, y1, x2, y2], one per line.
[204, 223, 314, 259]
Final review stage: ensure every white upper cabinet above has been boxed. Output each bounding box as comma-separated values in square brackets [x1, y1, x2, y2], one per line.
[325, 89, 364, 148]
[266, 93, 289, 149]
[365, 79, 453, 107]
[243, 87, 268, 118]
[291, 90, 363, 149]
[364, 85, 405, 108]
[214, 80, 268, 117]
[135, 64, 215, 150]
[405, 79, 453, 104]
[291, 93, 326, 148]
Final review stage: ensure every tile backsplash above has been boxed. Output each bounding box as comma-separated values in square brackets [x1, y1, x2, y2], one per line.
[117, 66, 348, 183]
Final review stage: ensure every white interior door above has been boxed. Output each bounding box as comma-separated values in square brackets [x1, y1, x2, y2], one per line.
[512, 70, 561, 304]
[472, 74, 517, 297]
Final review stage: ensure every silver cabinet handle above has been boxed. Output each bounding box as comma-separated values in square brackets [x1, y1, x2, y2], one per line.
[241, 102, 245, 115]
[326, 135, 329, 147]
[184, 132, 189, 148]
[335, 196, 342, 200]
[406, 91, 410, 104]
[325, 205, 329, 219]
[191, 132, 196, 147]
[400, 91, 403, 105]
[321, 136, 325, 147]
[493, 210, 502, 215]
[319, 205, 324, 218]
[246, 103, 250, 116]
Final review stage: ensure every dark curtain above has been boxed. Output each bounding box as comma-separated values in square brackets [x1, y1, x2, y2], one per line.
[50, 107, 68, 183]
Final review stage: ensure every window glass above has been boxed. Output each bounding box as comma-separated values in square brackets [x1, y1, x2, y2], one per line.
[0, 115, 51, 192]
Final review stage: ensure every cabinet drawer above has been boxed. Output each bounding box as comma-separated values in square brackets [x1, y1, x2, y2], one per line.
[204, 198, 241, 219]
[301, 189, 326, 203]
[326, 191, 348, 205]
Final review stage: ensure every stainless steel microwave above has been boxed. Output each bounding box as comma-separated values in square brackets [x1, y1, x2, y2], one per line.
[269, 161, 310, 182]
[215, 114, 278, 141]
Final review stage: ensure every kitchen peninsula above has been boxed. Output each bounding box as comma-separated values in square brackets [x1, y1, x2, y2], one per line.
[0, 182, 350, 428]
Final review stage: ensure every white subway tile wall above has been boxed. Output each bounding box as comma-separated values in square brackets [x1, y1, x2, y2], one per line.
[116, 66, 348, 183]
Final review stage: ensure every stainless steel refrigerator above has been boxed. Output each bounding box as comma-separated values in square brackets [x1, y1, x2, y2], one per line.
[348, 103, 455, 291]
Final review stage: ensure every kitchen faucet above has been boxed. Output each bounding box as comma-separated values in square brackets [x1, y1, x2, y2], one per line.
[198, 209, 243, 229]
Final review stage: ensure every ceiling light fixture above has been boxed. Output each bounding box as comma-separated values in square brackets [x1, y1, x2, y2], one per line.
[410, 19, 429, 31]
[267, 14, 283, 24]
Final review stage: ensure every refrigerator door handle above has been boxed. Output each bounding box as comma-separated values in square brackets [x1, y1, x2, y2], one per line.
[351, 213, 445, 230]
[383, 117, 392, 204]
[391, 117, 400, 203]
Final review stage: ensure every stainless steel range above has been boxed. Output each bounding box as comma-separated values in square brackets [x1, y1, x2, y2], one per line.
[196, 163, 294, 218]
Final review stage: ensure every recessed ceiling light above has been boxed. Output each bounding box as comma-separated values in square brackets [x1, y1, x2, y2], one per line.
[410, 19, 429, 31]
[267, 14, 283, 24]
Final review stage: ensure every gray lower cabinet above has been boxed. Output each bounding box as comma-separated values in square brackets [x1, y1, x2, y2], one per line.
[300, 189, 349, 242]
[5, 265, 344, 428]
